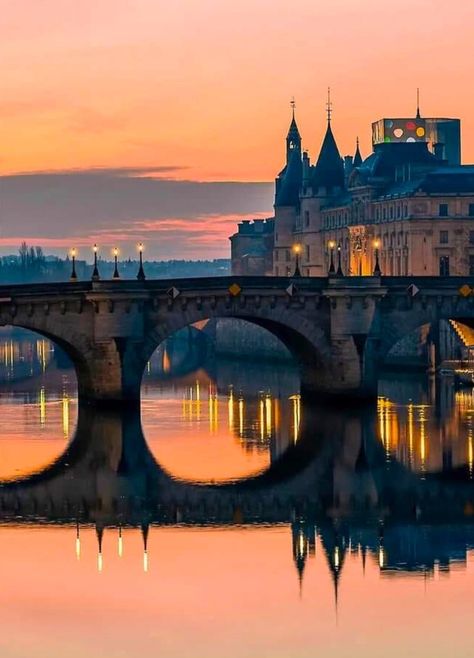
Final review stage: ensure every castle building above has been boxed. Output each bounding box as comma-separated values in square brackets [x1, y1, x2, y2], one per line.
[231, 100, 474, 278]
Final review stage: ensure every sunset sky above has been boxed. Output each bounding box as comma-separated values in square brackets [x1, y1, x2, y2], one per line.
[1, 0, 474, 258]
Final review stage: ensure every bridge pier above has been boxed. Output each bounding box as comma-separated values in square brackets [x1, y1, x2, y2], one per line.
[77, 339, 145, 408]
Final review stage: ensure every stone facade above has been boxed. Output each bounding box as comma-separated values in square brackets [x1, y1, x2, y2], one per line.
[230, 218, 274, 275]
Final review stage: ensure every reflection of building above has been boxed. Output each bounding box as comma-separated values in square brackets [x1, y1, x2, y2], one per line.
[230, 100, 474, 277]
[290, 520, 474, 600]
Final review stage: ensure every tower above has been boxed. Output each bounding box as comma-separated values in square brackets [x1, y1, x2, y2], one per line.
[275, 102, 303, 208]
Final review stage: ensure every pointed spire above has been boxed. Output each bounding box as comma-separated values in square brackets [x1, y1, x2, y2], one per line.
[416, 87, 421, 119]
[353, 137, 363, 168]
[287, 98, 301, 145]
[326, 86, 333, 124]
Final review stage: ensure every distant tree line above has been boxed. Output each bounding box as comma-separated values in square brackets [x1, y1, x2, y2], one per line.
[0, 243, 230, 284]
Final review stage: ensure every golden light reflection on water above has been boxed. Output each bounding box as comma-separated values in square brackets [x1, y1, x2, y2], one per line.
[377, 386, 474, 476]
[0, 332, 78, 481]
[142, 373, 301, 482]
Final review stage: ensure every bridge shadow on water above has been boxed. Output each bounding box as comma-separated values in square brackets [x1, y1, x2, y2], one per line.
[1, 397, 474, 532]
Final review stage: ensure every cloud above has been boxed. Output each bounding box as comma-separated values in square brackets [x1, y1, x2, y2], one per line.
[0, 168, 273, 259]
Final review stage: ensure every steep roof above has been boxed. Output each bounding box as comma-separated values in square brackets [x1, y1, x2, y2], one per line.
[313, 122, 345, 191]
[353, 138, 363, 167]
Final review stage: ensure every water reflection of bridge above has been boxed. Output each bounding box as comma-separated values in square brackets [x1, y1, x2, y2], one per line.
[1, 401, 474, 589]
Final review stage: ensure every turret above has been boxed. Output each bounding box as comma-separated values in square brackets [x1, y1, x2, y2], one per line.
[286, 100, 302, 163]
[275, 102, 303, 208]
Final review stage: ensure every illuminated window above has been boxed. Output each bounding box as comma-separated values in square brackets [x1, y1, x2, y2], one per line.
[440, 230, 448, 244]
[439, 203, 449, 217]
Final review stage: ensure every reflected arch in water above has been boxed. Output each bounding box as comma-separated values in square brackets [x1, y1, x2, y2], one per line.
[140, 316, 307, 483]
[0, 325, 78, 482]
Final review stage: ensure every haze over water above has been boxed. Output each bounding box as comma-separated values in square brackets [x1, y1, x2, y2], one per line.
[0, 330, 473, 657]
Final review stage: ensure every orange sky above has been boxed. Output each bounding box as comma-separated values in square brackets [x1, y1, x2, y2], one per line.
[1, 0, 474, 180]
[1, 0, 474, 257]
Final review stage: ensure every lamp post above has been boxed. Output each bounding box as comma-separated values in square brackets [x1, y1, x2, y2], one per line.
[336, 242, 343, 276]
[137, 242, 146, 280]
[70, 248, 77, 281]
[92, 244, 100, 281]
[112, 247, 120, 280]
[328, 240, 336, 274]
[292, 243, 302, 277]
[373, 239, 381, 276]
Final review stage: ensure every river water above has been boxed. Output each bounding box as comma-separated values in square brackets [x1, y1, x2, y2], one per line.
[0, 331, 473, 657]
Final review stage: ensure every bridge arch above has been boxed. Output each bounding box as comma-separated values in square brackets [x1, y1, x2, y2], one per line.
[377, 307, 474, 370]
[140, 306, 335, 398]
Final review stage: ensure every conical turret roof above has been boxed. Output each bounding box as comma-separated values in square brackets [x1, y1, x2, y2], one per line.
[313, 122, 345, 191]
[353, 138, 363, 167]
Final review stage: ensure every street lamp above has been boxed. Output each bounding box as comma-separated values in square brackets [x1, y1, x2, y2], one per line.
[292, 243, 302, 277]
[328, 240, 336, 274]
[92, 244, 100, 281]
[112, 247, 120, 280]
[373, 238, 381, 276]
[137, 242, 146, 281]
[70, 248, 77, 282]
[336, 242, 343, 276]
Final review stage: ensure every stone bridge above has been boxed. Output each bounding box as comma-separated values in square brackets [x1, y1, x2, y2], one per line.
[1, 275, 474, 405]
